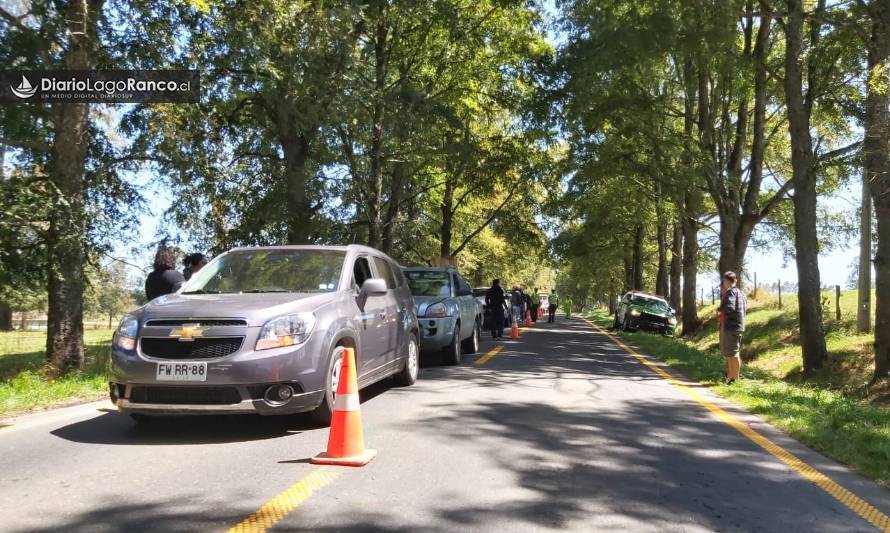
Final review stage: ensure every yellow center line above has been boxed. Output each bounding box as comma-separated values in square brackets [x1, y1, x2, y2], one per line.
[582, 317, 890, 532]
[474, 344, 504, 366]
[227, 467, 341, 533]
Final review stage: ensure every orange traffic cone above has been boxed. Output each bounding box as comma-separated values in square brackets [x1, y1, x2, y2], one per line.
[510, 318, 520, 338]
[311, 347, 377, 467]
[525, 310, 533, 327]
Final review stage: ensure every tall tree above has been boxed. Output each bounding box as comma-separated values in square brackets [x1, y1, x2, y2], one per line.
[860, 0, 890, 380]
[778, 0, 829, 371]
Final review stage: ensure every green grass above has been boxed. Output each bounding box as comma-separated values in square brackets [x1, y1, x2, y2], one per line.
[587, 304, 890, 488]
[0, 328, 113, 417]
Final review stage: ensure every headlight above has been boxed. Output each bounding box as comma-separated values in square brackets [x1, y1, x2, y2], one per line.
[424, 302, 448, 317]
[113, 315, 138, 351]
[668, 317, 677, 325]
[630, 309, 642, 317]
[256, 313, 316, 350]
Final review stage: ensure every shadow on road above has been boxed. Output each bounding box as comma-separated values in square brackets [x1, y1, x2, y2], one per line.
[50, 379, 396, 446]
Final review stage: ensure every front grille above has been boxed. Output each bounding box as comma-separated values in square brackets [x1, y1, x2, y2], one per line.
[129, 386, 242, 405]
[641, 312, 667, 325]
[144, 319, 247, 327]
[140, 337, 244, 359]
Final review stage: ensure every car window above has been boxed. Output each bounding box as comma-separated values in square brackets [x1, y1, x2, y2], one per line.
[183, 249, 344, 294]
[390, 261, 407, 287]
[404, 270, 451, 297]
[352, 256, 373, 290]
[456, 275, 472, 296]
[372, 256, 398, 290]
[630, 295, 669, 311]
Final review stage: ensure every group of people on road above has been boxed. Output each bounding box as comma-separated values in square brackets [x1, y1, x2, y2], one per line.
[144, 248, 208, 301]
[484, 279, 569, 340]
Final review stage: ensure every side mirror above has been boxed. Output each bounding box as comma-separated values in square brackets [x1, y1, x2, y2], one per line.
[357, 278, 388, 312]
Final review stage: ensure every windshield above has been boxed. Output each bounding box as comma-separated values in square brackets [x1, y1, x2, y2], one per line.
[404, 270, 452, 297]
[183, 249, 345, 294]
[631, 295, 670, 311]
[472, 288, 488, 298]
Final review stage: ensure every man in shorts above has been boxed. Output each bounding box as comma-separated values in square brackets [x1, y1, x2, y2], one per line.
[719, 271, 747, 384]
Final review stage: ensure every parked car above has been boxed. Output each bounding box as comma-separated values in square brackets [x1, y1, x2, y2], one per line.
[402, 268, 482, 364]
[614, 291, 677, 336]
[109, 245, 420, 425]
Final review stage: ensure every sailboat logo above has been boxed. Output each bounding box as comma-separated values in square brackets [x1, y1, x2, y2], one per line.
[10, 75, 37, 99]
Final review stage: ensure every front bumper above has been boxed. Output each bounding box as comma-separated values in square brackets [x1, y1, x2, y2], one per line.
[109, 327, 329, 416]
[417, 316, 458, 351]
[627, 317, 677, 335]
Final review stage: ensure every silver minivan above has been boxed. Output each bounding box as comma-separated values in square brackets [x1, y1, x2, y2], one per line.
[109, 245, 420, 424]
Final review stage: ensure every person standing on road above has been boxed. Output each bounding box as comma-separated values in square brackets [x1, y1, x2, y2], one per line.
[530, 288, 541, 322]
[510, 285, 525, 327]
[145, 248, 185, 301]
[719, 271, 747, 384]
[563, 295, 574, 319]
[548, 290, 559, 323]
[486, 279, 508, 340]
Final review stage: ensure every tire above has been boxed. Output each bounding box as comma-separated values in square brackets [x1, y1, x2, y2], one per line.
[394, 334, 420, 387]
[622, 314, 635, 332]
[613, 313, 620, 329]
[310, 345, 345, 426]
[443, 324, 462, 365]
[461, 319, 480, 354]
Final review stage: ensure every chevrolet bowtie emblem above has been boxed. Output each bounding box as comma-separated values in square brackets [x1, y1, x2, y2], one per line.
[169, 324, 205, 342]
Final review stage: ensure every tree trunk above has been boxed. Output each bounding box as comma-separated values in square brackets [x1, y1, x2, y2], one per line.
[0, 300, 12, 331]
[681, 192, 700, 335]
[45, 0, 104, 375]
[440, 178, 454, 258]
[655, 183, 669, 297]
[633, 224, 644, 291]
[381, 160, 405, 256]
[366, 15, 389, 249]
[865, 0, 890, 379]
[783, 0, 828, 372]
[859, 174, 873, 334]
[273, 96, 315, 245]
[623, 251, 633, 292]
[669, 221, 682, 312]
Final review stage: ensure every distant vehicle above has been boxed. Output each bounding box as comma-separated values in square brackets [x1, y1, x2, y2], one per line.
[614, 291, 677, 336]
[109, 245, 420, 425]
[403, 268, 482, 364]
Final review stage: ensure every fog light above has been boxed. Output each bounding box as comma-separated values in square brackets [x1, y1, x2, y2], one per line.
[264, 384, 294, 406]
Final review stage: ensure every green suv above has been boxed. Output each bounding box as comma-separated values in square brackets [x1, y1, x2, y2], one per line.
[614, 292, 677, 336]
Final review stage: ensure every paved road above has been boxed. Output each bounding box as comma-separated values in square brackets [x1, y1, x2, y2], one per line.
[2, 317, 890, 532]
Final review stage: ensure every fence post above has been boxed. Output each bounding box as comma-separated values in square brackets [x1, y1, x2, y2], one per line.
[778, 280, 782, 309]
[700, 287, 704, 306]
[835, 285, 841, 321]
[711, 286, 715, 305]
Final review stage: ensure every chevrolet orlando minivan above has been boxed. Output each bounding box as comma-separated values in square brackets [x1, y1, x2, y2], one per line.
[109, 245, 420, 424]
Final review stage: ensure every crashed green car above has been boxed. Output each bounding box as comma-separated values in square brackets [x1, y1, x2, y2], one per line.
[614, 292, 677, 336]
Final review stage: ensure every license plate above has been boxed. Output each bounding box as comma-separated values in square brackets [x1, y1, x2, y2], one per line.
[156, 362, 207, 382]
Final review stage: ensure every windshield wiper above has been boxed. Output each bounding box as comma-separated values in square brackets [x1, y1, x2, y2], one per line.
[241, 289, 289, 293]
[182, 289, 222, 294]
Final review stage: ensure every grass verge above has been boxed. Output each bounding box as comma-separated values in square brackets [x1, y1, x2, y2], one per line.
[587, 308, 890, 488]
[0, 328, 113, 417]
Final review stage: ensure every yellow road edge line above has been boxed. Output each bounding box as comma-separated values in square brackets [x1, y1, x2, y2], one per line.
[475, 344, 504, 366]
[227, 467, 341, 533]
[582, 317, 890, 533]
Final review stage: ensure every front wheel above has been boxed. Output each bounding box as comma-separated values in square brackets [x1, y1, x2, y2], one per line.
[394, 334, 420, 387]
[443, 324, 462, 365]
[461, 320, 480, 354]
[613, 313, 620, 329]
[310, 345, 344, 426]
